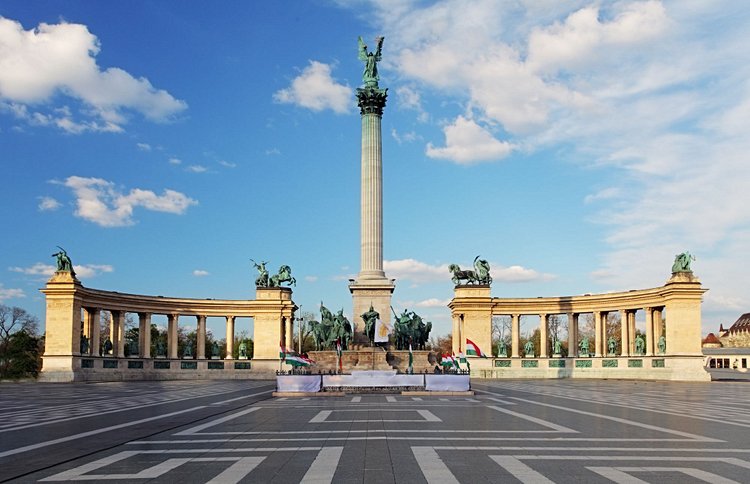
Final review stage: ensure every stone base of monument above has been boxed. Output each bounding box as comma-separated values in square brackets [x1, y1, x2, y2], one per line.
[307, 349, 436, 373]
[275, 370, 471, 394]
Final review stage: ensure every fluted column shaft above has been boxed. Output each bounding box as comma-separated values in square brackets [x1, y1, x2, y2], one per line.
[197, 315, 207, 359]
[138, 313, 151, 358]
[168, 314, 179, 359]
[360, 112, 384, 279]
[539, 314, 548, 358]
[511, 314, 520, 358]
[567, 313, 578, 357]
[225, 316, 235, 359]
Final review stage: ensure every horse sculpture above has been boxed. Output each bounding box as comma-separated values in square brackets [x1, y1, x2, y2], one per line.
[270, 264, 296, 287]
[310, 303, 352, 350]
[391, 307, 432, 350]
[449, 256, 492, 285]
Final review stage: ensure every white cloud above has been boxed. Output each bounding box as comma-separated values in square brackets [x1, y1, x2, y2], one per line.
[218, 160, 236, 168]
[414, 298, 451, 308]
[304, 275, 319, 283]
[0, 17, 187, 132]
[0, 285, 25, 301]
[493, 265, 556, 283]
[193, 270, 209, 277]
[265, 148, 281, 156]
[136, 143, 152, 151]
[60, 176, 198, 227]
[10, 262, 112, 279]
[384, 259, 449, 284]
[168, 157, 182, 165]
[273, 61, 352, 114]
[584, 187, 622, 204]
[38, 196, 61, 211]
[186, 165, 208, 173]
[426, 116, 514, 164]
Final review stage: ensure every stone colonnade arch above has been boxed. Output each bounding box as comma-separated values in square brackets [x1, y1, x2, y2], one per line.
[40, 271, 295, 382]
[449, 272, 709, 380]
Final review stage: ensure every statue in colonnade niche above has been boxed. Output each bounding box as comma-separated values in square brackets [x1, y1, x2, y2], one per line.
[270, 264, 296, 287]
[523, 340, 534, 357]
[103, 337, 113, 356]
[155, 339, 165, 358]
[239, 341, 248, 358]
[497, 339, 507, 357]
[553, 338, 562, 355]
[607, 337, 617, 356]
[657, 335, 666, 354]
[51, 246, 77, 278]
[80, 335, 89, 355]
[449, 256, 492, 286]
[251, 259, 269, 287]
[579, 336, 590, 357]
[212, 341, 220, 358]
[671, 251, 695, 273]
[635, 334, 646, 355]
[183, 343, 193, 359]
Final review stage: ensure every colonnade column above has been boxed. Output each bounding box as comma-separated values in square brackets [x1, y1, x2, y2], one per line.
[167, 314, 179, 359]
[539, 314, 548, 358]
[645, 308, 654, 356]
[628, 312, 636, 354]
[620, 309, 630, 356]
[138, 313, 151, 359]
[225, 316, 235, 360]
[84, 308, 100, 356]
[653, 307, 663, 349]
[111, 311, 126, 358]
[511, 314, 520, 358]
[567, 313, 578, 357]
[285, 316, 293, 351]
[196, 315, 206, 359]
[594, 311, 603, 357]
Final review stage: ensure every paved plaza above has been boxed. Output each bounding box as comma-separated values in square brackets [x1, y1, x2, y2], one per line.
[1, 380, 750, 483]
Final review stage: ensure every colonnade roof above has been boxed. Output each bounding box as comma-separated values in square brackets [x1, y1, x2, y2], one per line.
[450, 278, 707, 315]
[42, 277, 295, 318]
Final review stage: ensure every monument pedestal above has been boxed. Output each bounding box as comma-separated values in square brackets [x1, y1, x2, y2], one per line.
[349, 278, 394, 344]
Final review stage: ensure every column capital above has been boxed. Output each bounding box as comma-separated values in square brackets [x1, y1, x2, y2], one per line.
[356, 87, 388, 115]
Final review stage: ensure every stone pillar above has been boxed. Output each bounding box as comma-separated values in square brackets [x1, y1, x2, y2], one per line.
[452, 313, 460, 355]
[511, 314, 520, 358]
[167, 314, 179, 359]
[567, 313, 577, 357]
[84, 307, 100, 356]
[653, 307, 663, 341]
[594, 311, 602, 357]
[138, 313, 151, 359]
[225, 316, 235, 360]
[620, 309, 630, 356]
[349, 83, 394, 343]
[196, 315, 207, 359]
[40, 271, 84, 381]
[111, 310, 126, 358]
[539, 313, 548, 358]
[285, 316, 293, 351]
[645, 307, 654, 356]
[628, 311, 637, 354]
[449, 285, 492, 358]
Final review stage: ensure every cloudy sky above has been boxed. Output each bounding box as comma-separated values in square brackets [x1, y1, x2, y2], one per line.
[1, 1, 748, 338]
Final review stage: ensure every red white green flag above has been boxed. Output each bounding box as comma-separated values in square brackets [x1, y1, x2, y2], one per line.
[440, 353, 453, 367]
[466, 338, 487, 357]
[279, 345, 285, 360]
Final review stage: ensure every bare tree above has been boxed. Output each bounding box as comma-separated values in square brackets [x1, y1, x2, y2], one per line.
[292, 311, 317, 354]
[0, 305, 39, 346]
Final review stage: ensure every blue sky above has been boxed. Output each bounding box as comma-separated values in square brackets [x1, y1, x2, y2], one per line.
[1, 1, 749, 339]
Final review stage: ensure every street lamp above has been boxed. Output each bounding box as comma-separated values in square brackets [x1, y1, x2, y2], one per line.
[295, 305, 303, 354]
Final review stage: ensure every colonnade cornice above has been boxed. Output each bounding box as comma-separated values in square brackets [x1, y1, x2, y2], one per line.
[450, 282, 706, 316]
[72, 286, 295, 318]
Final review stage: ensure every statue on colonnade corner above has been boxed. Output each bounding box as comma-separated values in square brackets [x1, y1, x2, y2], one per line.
[52, 246, 76, 278]
[449, 256, 492, 286]
[358, 36, 384, 88]
[251, 259, 269, 287]
[270, 264, 296, 287]
[671, 251, 695, 273]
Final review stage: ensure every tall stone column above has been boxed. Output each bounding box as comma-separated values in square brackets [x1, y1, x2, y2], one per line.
[567, 313, 577, 357]
[645, 307, 654, 356]
[539, 314, 548, 358]
[225, 316, 235, 360]
[620, 309, 630, 356]
[594, 311, 602, 357]
[138, 313, 151, 359]
[349, 74, 394, 343]
[511, 314, 520, 358]
[168, 314, 179, 359]
[111, 310, 126, 358]
[197, 315, 207, 359]
[285, 317, 293, 350]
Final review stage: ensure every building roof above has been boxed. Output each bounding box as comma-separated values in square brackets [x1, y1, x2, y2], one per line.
[727, 313, 750, 333]
[702, 333, 722, 345]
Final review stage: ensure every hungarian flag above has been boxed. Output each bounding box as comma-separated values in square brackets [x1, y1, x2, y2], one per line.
[458, 352, 470, 370]
[408, 342, 414, 374]
[440, 353, 453, 367]
[284, 353, 311, 367]
[466, 338, 487, 357]
[279, 345, 286, 360]
[451, 353, 461, 370]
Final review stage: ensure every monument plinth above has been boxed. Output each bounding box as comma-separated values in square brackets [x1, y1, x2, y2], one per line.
[350, 36, 394, 343]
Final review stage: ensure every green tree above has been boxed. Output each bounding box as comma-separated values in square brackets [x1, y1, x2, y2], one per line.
[0, 305, 42, 379]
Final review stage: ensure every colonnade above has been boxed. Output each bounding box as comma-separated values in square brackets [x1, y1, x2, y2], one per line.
[40, 271, 296, 380]
[450, 273, 706, 359]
